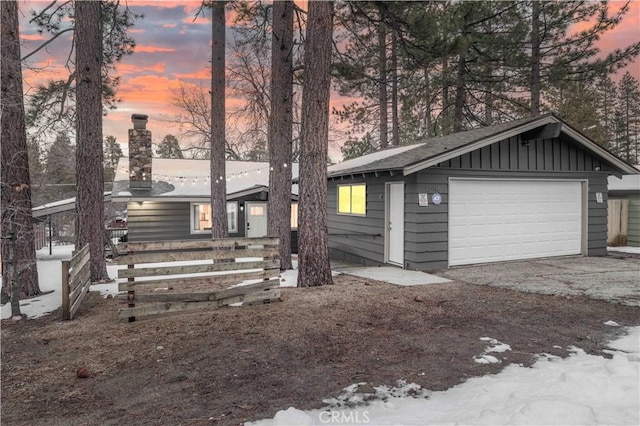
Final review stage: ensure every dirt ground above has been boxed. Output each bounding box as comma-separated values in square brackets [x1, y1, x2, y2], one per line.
[2, 274, 639, 426]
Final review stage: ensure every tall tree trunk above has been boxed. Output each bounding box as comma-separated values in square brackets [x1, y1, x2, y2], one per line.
[484, 90, 494, 125]
[378, 19, 388, 149]
[268, 0, 294, 270]
[424, 67, 433, 137]
[453, 51, 466, 132]
[391, 30, 400, 147]
[210, 1, 228, 238]
[297, 0, 333, 288]
[1, 0, 41, 302]
[530, 0, 541, 116]
[75, 0, 108, 281]
[442, 56, 450, 133]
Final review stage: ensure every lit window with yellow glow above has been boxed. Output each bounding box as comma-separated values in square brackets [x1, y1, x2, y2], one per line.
[291, 203, 299, 229]
[337, 184, 366, 215]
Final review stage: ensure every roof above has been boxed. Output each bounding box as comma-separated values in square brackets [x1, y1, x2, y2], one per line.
[327, 114, 638, 178]
[608, 169, 640, 195]
[32, 192, 112, 218]
[112, 158, 299, 201]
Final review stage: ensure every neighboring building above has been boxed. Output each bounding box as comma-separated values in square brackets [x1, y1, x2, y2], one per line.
[608, 173, 640, 247]
[111, 115, 299, 249]
[326, 114, 638, 270]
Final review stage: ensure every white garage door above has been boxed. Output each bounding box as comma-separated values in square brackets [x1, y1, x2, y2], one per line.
[449, 179, 583, 266]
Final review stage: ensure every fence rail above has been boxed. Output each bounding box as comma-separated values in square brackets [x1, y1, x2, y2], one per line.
[116, 237, 281, 321]
[61, 244, 91, 320]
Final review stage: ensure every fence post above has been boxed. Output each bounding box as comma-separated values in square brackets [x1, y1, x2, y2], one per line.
[61, 260, 70, 320]
[127, 247, 135, 323]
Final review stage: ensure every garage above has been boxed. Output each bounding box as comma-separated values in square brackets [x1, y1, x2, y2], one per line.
[449, 179, 584, 266]
[326, 114, 637, 271]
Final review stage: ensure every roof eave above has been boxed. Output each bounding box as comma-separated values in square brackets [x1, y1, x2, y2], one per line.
[560, 125, 639, 175]
[402, 115, 557, 175]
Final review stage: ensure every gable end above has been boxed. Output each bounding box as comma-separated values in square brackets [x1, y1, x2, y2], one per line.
[435, 134, 615, 173]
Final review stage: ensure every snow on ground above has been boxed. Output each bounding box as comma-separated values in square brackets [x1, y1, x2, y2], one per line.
[4, 248, 640, 425]
[249, 327, 640, 426]
[608, 246, 640, 254]
[1, 245, 74, 320]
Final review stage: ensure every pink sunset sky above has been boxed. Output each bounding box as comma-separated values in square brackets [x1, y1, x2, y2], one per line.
[17, 0, 640, 156]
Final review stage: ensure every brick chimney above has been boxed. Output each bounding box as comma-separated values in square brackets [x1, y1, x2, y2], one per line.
[128, 114, 152, 189]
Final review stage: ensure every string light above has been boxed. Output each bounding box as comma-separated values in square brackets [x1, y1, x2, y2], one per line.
[116, 163, 293, 185]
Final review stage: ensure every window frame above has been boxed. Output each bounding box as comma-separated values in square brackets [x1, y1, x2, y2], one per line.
[337, 183, 367, 216]
[190, 201, 238, 234]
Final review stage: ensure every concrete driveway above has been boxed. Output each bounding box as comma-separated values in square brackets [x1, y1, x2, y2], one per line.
[438, 256, 640, 307]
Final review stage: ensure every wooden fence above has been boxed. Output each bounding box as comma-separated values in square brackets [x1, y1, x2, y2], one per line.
[61, 244, 91, 320]
[608, 199, 629, 246]
[116, 237, 281, 321]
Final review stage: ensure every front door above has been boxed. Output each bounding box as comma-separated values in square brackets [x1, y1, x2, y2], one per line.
[386, 182, 405, 266]
[246, 202, 268, 238]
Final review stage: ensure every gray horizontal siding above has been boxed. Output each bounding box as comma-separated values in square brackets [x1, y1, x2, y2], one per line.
[437, 134, 613, 173]
[327, 168, 612, 271]
[127, 201, 245, 242]
[327, 177, 388, 266]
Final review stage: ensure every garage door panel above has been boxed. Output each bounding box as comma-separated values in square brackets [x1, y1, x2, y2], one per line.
[449, 180, 583, 266]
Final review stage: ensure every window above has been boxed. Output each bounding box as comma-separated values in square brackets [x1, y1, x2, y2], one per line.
[338, 184, 366, 215]
[291, 203, 299, 229]
[192, 202, 237, 233]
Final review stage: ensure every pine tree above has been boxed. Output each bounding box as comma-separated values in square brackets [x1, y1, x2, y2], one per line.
[210, 1, 228, 239]
[103, 135, 123, 183]
[25, 1, 139, 138]
[615, 72, 640, 164]
[297, 0, 334, 287]
[75, 0, 108, 281]
[1, 0, 41, 309]
[267, 0, 294, 270]
[156, 134, 184, 159]
[524, 1, 640, 116]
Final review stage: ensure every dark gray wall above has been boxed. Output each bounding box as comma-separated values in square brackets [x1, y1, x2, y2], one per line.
[127, 197, 299, 251]
[328, 134, 611, 270]
[436, 134, 614, 173]
[327, 175, 389, 266]
[127, 201, 246, 242]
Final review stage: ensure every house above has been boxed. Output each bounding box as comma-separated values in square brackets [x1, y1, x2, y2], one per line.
[111, 115, 299, 248]
[326, 114, 638, 271]
[607, 172, 640, 247]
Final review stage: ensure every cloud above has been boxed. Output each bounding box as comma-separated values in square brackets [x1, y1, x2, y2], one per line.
[135, 45, 176, 54]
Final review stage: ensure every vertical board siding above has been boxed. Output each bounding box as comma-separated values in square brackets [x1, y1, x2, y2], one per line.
[437, 134, 614, 173]
[327, 134, 614, 270]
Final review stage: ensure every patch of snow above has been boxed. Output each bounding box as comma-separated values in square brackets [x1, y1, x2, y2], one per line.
[473, 354, 501, 364]
[607, 246, 640, 254]
[604, 320, 620, 327]
[474, 336, 511, 363]
[1, 245, 75, 319]
[607, 327, 640, 355]
[249, 327, 640, 426]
